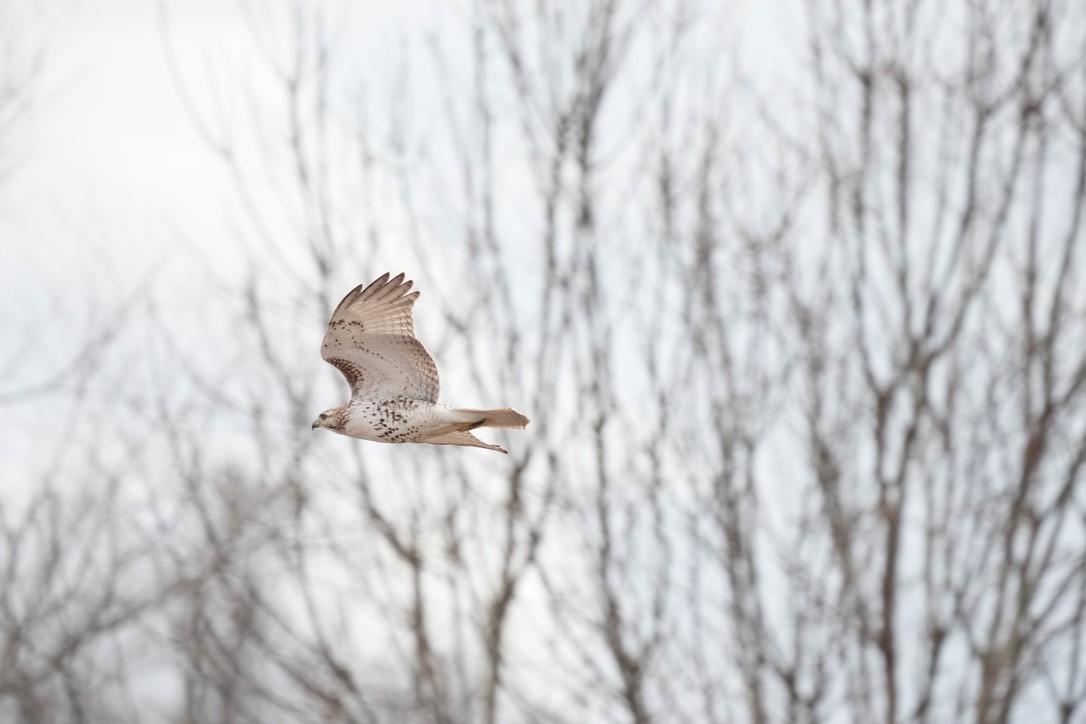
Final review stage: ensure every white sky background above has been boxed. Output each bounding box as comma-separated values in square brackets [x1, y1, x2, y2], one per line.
[3, 0, 416, 285]
[1, 0, 795, 280]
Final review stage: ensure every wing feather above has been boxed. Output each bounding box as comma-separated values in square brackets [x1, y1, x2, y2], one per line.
[321, 273, 440, 402]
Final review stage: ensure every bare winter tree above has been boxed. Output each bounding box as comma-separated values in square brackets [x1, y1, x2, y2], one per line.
[603, 2, 1086, 722]
[0, 8, 177, 723]
[3, 0, 1084, 722]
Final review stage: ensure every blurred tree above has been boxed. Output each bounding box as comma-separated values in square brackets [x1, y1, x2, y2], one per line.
[3, 0, 1084, 723]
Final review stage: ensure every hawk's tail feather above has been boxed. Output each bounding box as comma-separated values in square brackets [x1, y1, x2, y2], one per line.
[425, 430, 508, 454]
[453, 407, 530, 430]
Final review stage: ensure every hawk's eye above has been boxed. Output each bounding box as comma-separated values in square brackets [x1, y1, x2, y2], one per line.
[319, 413, 327, 420]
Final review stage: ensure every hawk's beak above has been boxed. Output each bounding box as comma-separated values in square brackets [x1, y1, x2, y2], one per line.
[311, 421, 319, 430]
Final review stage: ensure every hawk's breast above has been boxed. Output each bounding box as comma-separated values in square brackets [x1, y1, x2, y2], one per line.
[343, 396, 444, 443]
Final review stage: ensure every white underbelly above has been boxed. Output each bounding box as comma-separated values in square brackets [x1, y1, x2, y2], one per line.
[341, 399, 451, 443]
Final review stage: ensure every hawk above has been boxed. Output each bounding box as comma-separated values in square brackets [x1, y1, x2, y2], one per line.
[312, 272, 530, 453]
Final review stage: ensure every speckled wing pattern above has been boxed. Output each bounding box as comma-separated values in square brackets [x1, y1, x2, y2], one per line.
[321, 272, 441, 402]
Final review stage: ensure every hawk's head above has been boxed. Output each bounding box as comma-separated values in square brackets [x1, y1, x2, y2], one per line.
[312, 408, 346, 431]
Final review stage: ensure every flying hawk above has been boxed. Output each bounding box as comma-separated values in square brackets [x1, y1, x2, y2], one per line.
[312, 273, 529, 453]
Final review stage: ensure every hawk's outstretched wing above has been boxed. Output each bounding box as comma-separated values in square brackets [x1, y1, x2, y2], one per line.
[321, 272, 440, 402]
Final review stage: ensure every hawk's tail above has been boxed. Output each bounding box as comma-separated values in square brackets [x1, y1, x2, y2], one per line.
[452, 407, 530, 430]
[425, 430, 509, 454]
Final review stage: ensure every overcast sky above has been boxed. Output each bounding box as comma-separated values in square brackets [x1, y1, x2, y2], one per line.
[4, 0, 411, 288]
[3, 0, 789, 276]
